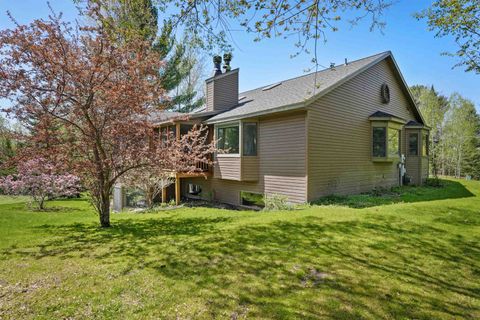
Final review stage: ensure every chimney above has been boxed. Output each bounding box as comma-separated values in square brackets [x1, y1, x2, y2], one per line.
[205, 54, 239, 112]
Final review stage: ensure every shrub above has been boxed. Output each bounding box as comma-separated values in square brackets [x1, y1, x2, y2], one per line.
[263, 193, 293, 211]
[425, 177, 443, 187]
[0, 158, 81, 210]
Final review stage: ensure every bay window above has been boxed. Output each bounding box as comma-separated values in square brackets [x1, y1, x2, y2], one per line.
[243, 122, 257, 156]
[388, 129, 400, 158]
[409, 133, 419, 156]
[217, 125, 239, 154]
[371, 122, 402, 161]
[372, 127, 387, 157]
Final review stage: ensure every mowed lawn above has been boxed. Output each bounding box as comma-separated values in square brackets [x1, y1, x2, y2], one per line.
[0, 180, 479, 319]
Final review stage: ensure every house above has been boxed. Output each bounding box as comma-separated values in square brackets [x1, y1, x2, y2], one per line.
[113, 51, 429, 210]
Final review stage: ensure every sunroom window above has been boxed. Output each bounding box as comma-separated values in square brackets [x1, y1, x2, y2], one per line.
[217, 125, 239, 154]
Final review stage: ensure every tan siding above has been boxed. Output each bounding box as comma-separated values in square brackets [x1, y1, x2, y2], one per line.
[206, 81, 214, 112]
[206, 70, 239, 112]
[259, 113, 307, 203]
[421, 157, 429, 183]
[307, 59, 418, 200]
[241, 156, 259, 181]
[214, 156, 241, 180]
[203, 113, 307, 205]
[405, 157, 421, 185]
[404, 128, 422, 185]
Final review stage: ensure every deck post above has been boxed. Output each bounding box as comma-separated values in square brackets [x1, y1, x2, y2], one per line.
[161, 187, 167, 203]
[175, 173, 180, 205]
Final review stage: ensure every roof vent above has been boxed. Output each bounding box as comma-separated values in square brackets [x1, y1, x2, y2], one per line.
[262, 82, 282, 91]
[330, 63, 335, 70]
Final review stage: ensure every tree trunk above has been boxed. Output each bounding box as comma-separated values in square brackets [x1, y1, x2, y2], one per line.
[99, 191, 111, 228]
[146, 186, 154, 209]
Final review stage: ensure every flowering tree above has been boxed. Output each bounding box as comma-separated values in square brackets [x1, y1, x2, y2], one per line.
[0, 5, 166, 226]
[0, 158, 80, 210]
[122, 124, 215, 208]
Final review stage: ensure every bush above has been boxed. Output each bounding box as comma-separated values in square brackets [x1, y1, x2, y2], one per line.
[0, 158, 80, 210]
[263, 193, 293, 211]
[425, 177, 443, 187]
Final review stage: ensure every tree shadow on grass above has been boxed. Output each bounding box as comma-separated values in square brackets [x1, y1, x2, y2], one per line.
[312, 179, 476, 208]
[3, 213, 480, 319]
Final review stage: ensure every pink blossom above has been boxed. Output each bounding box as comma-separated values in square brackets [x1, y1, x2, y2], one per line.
[0, 158, 81, 209]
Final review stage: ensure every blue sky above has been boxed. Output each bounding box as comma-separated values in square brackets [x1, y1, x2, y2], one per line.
[1, 0, 479, 111]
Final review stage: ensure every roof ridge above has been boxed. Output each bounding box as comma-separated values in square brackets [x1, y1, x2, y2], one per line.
[239, 51, 390, 95]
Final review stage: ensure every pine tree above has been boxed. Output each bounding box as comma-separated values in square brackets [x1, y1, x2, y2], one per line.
[93, 0, 204, 113]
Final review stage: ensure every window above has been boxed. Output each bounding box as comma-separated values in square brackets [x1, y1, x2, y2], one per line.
[372, 126, 401, 160]
[388, 129, 400, 158]
[160, 126, 176, 144]
[160, 127, 168, 145]
[240, 191, 264, 208]
[217, 125, 239, 154]
[422, 132, 429, 156]
[372, 127, 387, 157]
[188, 184, 202, 196]
[180, 124, 193, 136]
[168, 126, 175, 138]
[243, 123, 257, 156]
[409, 133, 418, 156]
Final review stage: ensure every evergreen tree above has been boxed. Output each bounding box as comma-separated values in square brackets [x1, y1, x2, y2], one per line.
[463, 109, 480, 179]
[92, 0, 204, 113]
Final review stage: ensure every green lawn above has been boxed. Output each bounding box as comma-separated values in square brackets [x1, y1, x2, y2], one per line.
[0, 179, 479, 319]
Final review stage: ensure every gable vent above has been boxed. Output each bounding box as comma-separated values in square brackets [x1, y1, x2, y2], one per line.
[262, 82, 282, 91]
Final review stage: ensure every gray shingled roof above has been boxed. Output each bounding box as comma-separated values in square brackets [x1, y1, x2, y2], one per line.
[405, 120, 424, 127]
[207, 51, 391, 123]
[370, 111, 404, 119]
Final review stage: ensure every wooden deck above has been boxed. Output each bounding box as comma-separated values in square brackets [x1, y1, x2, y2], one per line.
[162, 171, 212, 205]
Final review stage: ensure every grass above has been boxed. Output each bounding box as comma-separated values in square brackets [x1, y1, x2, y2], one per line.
[0, 178, 479, 319]
[0, 195, 30, 205]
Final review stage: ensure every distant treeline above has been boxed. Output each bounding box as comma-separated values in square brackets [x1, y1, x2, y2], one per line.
[410, 86, 480, 180]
